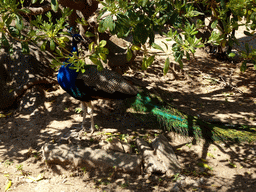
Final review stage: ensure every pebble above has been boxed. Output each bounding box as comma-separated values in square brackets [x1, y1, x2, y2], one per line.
[171, 183, 180, 192]
[62, 179, 67, 183]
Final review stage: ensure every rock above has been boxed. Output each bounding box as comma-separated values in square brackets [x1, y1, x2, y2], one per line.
[151, 134, 181, 176]
[40, 143, 142, 174]
[101, 128, 119, 133]
[198, 177, 204, 185]
[185, 177, 199, 187]
[136, 134, 181, 177]
[176, 176, 201, 190]
[99, 138, 132, 153]
[171, 183, 181, 192]
[176, 175, 186, 188]
[136, 138, 164, 174]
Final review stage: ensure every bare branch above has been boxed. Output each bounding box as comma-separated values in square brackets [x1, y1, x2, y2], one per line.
[19, 4, 51, 16]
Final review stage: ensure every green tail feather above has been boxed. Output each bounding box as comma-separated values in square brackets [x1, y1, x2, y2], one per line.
[130, 92, 203, 139]
[126, 90, 256, 143]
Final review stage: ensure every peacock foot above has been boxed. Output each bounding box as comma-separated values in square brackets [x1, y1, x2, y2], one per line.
[79, 124, 94, 137]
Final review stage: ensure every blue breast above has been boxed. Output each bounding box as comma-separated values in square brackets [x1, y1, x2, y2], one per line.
[57, 35, 86, 100]
[57, 64, 77, 92]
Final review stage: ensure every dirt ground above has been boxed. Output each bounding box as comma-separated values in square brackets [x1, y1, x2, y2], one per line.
[0, 29, 256, 191]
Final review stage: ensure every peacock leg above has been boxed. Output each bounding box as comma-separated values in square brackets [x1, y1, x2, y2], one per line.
[86, 101, 95, 133]
[81, 101, 87, 131]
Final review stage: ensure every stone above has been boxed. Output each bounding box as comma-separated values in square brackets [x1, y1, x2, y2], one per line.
[40, 143, 142, 174]
[171, 183, 181, 192]
[151, 134, 181, 176]
[99, 138, 132, 153]
[101, 128, 119, 133]
[136, 138, 167, 174]
[136, 134, 181, 177]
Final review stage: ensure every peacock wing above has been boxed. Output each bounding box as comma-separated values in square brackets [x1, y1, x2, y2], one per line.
[76, 65, 138, 95]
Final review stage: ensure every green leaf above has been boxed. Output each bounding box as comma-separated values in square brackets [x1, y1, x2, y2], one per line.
[163, 57, 170, 75]
[98, 21, 106, 33]
[131, 45, 141, 51]
[96, 60, 104, 71]
[102, 48, 109, 54]
[175, 53, 183, 69]
[1, 34, 9, 47]
[51, 59, 60, 68]
[142, 0, 148, 7]
[21, 41, 29, 54]
[99, 53, 107, 62]
[186, 10, 204, 18]
[40, 41, 47, 51]
[161, 41, 169, 51]
[8, 26, 20, 37]
[134, 23, 148, 44]
[146, 55, 155, 67]
[178, 59, 183, 69]
[228, 52, 236, 58]
[89, 42, 94, 52]
[32, 0, 37, 3]
[127, 48, 133, 62]
[51, 0, 58, 12]
[191, 31, 198, 36]
[240, 60, 247, 72]
[15, 16, 23, 31]
[229, 162, 236, 168]
[89, 55, 99, 65]
[55, 48, 63, 56]
[192, 10, 204, 16]
[103, 15, 115, 31]
[5, 15, 13, 26]
[5, 180, 12, 192]
[85, 31, 95, 37]
[59, 36, 69, 43]
[166, 28, 177, 38]
[254, 64, 256, 70]
[186, 52, 190, 60]
[50, 39, 55, 51]
[46, 11, 52, 19]
[142, 57, 147, 70]
[152, 43, 164, 52]
[211, 20, 218, 29]
[19, 8, 31, 14]
[198, 162, 211, 169]
[99, 40, 107, 47]
[244, 31, 253, 36]
[76, 17, 87, 26]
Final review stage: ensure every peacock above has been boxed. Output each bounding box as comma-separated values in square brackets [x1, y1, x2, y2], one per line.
[57, 34, 138, 133]
[57, 34, 248, 142]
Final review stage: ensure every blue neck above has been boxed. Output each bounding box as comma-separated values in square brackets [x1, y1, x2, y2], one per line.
[57, 38, 80, 92]
[71, 41, 79, 55]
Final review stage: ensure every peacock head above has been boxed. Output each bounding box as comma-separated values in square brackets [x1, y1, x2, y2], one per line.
[71, 34, 83, 54]
[72, 34, 83, 43]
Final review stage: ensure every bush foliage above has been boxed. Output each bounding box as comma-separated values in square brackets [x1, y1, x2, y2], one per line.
[1, 0, 256, 73]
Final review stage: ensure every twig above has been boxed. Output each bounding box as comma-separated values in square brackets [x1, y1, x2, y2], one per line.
[197, 69, 243, 93]
[19, 4, 51, 16]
